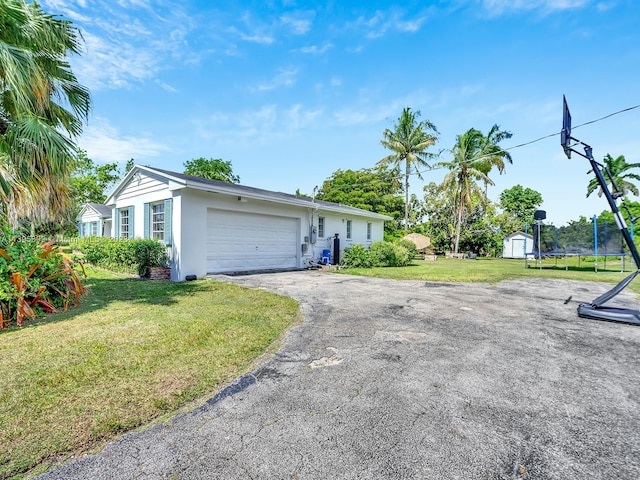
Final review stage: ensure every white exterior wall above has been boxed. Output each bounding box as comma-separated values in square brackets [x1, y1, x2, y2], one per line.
[314, 210, 383, 264]
[79, 209, 103, 237]
[110, 171, 178, 278]
[114, 172, 170, 238]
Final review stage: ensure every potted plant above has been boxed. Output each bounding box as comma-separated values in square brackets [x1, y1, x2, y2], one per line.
[135, 240, 170, 280]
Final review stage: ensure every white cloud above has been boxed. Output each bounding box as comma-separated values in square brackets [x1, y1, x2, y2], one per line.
[481, 0, 591, 16]
[253, 68, 298, 92]
[280, 13, 314, 35]
[351, 9, 430, 39]
[194, 103, 323, 145]
[80, 117, 170, 163]
[297, 43, 333, 55]
[42, 0, 197, 91]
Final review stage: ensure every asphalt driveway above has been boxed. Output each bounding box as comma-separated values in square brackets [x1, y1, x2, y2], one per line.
[38, 271, 640, 479]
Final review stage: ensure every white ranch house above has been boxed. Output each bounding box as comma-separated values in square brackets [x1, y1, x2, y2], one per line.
[76, 203, 112, 237]
[104, 165, 391, 281]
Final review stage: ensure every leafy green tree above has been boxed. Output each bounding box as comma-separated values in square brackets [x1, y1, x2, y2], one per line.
[421, 182, 456, 253]
[184, 157, 240, 183]
[69, 150, 120, 205]
[499, 185, 543, 227]
[457, 203, 503, 256]
[316, 167, 404, 235]
[0, 0, 91, 226]
[436, 125, 512, 253]
[124, 158, 135, 174]
[378, 107, 438, 230]
[587, 154, 640, 198]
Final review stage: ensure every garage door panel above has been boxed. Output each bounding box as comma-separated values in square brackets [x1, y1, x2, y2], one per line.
[207, 209, 298, 272]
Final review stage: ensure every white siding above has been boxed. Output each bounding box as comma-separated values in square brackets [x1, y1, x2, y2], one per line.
[117, 173, 166, 201]
[503, 233, 533, 259]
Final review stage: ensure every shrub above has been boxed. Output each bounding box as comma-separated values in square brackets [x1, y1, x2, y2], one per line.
[342, 243, 374, 268]
[70, 237, 168, 277]
[398, 239, 418, 259]
[0, 230, 85, 328]
[341, 241, 413, 269]
[370, 241, 412, 267]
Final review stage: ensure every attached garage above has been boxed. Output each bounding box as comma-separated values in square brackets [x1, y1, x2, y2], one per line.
[207, 209, 299, 273]
[106, 165, 391, 281]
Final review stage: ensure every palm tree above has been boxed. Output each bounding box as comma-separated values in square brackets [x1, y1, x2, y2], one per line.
[586, 154, 640, 198]
[0, 0, 91, 227]
[475, 124, 513, 195]
[378, 107, 438, 229]
[437, 125, 512, 254]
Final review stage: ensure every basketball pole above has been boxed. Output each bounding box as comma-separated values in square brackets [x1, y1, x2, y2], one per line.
[561, 96, 640, 324]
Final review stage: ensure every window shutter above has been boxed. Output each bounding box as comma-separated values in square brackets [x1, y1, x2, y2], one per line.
[94, 221, 99, 236]
[164, 198, 173, 246]
[128, 206, 135, 238]
[114, 209, 120, 238]
[78, 222, 83, 237]
[143, 203, 150, 239]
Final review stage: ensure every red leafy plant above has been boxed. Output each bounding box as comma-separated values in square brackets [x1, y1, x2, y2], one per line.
[0, 235, 85, 329]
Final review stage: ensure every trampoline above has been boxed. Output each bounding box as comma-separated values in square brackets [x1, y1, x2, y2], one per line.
[523, 219, 632, 272]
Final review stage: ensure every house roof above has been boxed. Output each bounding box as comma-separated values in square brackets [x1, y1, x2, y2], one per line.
[504, 231, 533, 240]
[76, 203, 112, 221]
[107, 165, 393, 221]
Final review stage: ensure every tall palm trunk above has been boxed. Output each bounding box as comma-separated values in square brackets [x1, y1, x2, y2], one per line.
[454, 195, 464, 254]
[404, 159, 410, 229]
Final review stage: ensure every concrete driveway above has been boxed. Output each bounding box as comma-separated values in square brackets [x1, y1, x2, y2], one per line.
[39, 271, 640, 479]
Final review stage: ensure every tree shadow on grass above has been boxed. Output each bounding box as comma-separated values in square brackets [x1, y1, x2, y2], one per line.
[1, 276, 215, 333]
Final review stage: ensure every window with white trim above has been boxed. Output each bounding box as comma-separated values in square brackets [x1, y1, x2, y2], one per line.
[346, 220, 352, 240]
[367, 222, 372, 240]
[151, 203, 165, 240]
[119, 208, 130, 238]
[318, 217, 325, 238]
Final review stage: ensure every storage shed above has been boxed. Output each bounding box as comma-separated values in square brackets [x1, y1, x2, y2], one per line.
[503, 231, 533, 259]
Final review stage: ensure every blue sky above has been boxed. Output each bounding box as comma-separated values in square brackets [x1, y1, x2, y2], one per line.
[42, 0, 640, 226]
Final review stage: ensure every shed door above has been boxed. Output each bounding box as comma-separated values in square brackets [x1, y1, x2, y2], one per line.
[512, 238, 525, 258]
[207, 209, 298, 273]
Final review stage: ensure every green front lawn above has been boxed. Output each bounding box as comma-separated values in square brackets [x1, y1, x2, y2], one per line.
[338, 256, 640, 293]
[0, 268, 300, 479]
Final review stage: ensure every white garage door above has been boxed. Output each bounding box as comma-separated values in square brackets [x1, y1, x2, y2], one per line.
[207, 209, 299, 273]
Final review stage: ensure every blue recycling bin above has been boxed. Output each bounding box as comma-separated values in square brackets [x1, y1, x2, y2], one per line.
[322, 249, 331, 264]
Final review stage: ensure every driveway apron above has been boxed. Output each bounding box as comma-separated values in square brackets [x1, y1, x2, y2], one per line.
[38, 271, 640, 479]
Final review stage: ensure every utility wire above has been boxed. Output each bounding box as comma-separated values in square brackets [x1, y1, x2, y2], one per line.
[312, 102, 640, 194]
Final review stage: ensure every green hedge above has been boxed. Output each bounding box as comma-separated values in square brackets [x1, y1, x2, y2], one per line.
[342, 241, 413, 268]
[70, 237, 168, 277]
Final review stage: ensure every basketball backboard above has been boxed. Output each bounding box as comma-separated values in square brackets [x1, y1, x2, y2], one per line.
[561, 95, 572, 158]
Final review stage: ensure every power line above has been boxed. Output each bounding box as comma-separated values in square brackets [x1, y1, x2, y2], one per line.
[313, 102, 640, 194]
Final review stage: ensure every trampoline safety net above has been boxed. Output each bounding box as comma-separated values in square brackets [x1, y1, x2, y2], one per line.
[525, 219, 631, 256]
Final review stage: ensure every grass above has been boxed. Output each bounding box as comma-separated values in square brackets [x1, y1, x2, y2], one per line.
[337, 256, 640, 294]
[0, 267, 300, 479]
